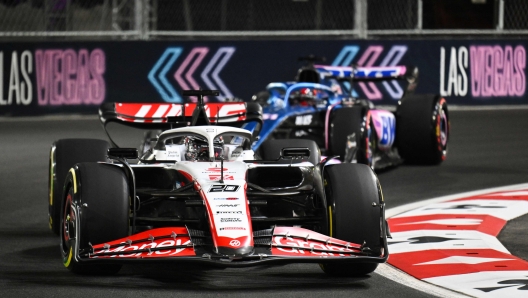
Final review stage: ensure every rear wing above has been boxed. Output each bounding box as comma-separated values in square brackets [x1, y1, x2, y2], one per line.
[100, 101, 262, 147]
[314, 64, 418, 94]
[99, 92, 263, 147]
[314, 65, 418, 82]
[99, 102, 262, 127]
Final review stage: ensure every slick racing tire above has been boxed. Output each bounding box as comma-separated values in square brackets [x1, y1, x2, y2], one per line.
[49, 139, 110, 235]
[259, 139, 320, 166]
[60, 163, 129, 275]
[320, 163, 386, 276]
[329, 106, 374, 167]
[396, 94, 449, 165]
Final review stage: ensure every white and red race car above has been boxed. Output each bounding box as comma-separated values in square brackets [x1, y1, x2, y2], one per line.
[48, 90, 389, 276]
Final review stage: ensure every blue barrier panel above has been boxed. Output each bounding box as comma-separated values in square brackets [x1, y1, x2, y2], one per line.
[0, 39, 526, 116]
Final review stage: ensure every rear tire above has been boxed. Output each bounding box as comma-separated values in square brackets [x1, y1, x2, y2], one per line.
[320, 163, 385, 276]
[49, 139, 110, 235]
[396, 94, 449, 165]
[329, 106, 373, 167]
[259, 139, 320, 166]
[60, 163, 129, 275]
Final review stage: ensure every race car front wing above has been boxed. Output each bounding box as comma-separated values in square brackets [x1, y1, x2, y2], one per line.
[74, 226, 388, 267]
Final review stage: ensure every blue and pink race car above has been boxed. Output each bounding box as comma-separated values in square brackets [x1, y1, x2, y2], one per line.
[250, 60, 449, 170]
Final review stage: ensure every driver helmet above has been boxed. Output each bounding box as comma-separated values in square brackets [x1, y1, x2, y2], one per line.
[291, 88, 317, 106]
[184, 136, 224, 161]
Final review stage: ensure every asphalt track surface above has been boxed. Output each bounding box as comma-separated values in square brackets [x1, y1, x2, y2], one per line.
[0, 108, 527, 297]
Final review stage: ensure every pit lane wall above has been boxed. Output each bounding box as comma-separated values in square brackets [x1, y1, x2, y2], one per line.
[0, 39, 526, 116]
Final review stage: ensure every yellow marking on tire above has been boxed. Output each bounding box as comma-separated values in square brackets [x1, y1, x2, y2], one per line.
[64, 247, 73, 267]
[328, 206, 333, 237]
[377, 180, 385, 202]
[69, 168, 77, 194]
[49, 149, 54, 206]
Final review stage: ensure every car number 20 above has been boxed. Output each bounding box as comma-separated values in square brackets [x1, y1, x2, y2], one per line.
[209, 185, 240, 192]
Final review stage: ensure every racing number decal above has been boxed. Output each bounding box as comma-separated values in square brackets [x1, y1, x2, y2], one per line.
[209, 185, 240, 192]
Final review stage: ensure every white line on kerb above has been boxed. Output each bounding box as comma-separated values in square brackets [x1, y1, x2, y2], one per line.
[377, 182, 528, 298]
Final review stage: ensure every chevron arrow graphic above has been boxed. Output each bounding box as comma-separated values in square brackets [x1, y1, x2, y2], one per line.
[201, 47, 235, 101]
[174, 47, 209, 102]
[148, 47, 183, 103]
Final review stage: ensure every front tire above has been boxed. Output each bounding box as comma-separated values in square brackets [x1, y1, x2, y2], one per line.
[60, 163, 129, 274]
[329, 106, 373, 167]
[49, 139, 110, 235]
[320, 163, 385, 276]
[396, 94, 449, 165]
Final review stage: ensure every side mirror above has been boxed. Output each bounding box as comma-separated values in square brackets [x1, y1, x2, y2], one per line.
[108, 148, 138, 159]
[280, 147, 310, 159]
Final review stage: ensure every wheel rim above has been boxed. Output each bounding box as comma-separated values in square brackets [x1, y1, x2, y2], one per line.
[439, 108, 448, 147]
[435, 101, 448, 161]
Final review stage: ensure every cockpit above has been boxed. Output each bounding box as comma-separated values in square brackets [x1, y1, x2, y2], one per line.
[139, 126, 254, 163]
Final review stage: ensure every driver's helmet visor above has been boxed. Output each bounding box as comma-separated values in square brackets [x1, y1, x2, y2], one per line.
[185, 136, 224, 161]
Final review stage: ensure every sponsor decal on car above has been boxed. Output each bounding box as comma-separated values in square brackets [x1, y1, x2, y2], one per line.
[272, 235, 356, 256]
[213, 197, 239, 201]
[93, 239, 193, 258]
[205, 167, 228, 172]
[220, 227, 246, 230]
[220, 218, 242, 222]
[295, 115, 313, 125]
[209, 174, 234, 181]
[90, 227, 195, 259]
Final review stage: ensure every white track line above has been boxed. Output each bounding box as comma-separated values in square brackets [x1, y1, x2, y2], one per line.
[386, 183, 528, 218]
[377, 182, 528, 298]
[376, 264, 469, 298]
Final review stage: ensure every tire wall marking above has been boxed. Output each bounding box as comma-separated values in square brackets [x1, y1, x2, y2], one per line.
[328, 206, 333, 237]
[69, 168, 77, 194]
[64, 247, 73, 267]
[49, 147, 54, 206]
